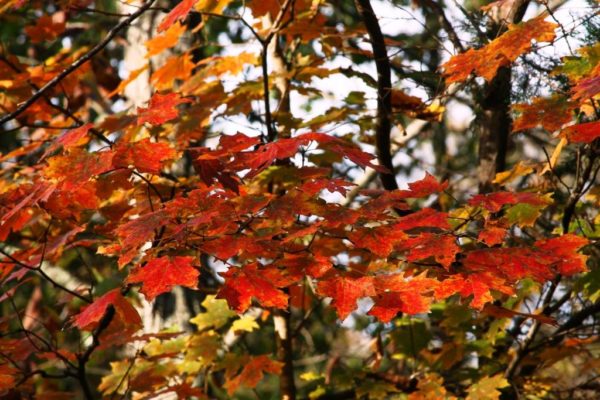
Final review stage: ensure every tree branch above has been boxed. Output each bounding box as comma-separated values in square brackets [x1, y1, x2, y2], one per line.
[354, 0, 398, 191]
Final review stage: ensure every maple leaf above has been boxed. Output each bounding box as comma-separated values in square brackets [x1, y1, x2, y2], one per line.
[137, 92, 192, 125]
[108, 65, 149, 98]
[151, 53, 197, 90]
[464, 247, 556, 282]
[369, 291, 431, 321]
[400, 233, 459, 269]
[200, 236, 251, 260]
[223, 355, 283, 395]
[478, 223, 507, 246]
[42, 123, 93, 159]
[232, 136, 309, 177]
[468, 191, 552, 213]
[25, 12, 65, 43]
[190, 295, 237, 330]
[146, 22, 186, 57]
[44, 148, 114, 190]
[391, 90, 444, 121]
[434, 273, 514, 309]
[561, 120, 600, 143]
[466, 374, 509, 400]
[113, 138, 177, 174]
[571, 71, 600, 100]
[300, 178, 356, 196]
[394, 208, 450, 231]
[535, 234, 588, 275]
[217, 264, 289, 312]
[368, 274, 437, 321]
[126, 256, 199, 300]
[323, 141, 388, 172]
[317, 275, 375, 320]
[157, 0, 197, 33]
[113, 210, 170, 267]
[72, 289, 141, 330]
[348, 225, 406, 258]
[0, 182, 56, 241]
[407, 172, 449, 197]
[443, 17, 556, 83]
[512, 95, 575, 133]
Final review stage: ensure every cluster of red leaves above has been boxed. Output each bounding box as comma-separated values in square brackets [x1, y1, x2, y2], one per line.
[2, 104, 588, 335]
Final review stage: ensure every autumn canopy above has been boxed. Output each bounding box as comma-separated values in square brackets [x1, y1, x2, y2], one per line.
[1, 0, 599, 398]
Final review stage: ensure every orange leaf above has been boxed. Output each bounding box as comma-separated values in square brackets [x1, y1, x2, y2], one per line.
[25, 12, 65, 43]
[137, 92, 192, 126]
[146, 22, 186, 57]
[512, 95, 575, 133]
[223, 355, 283, 395]
[126, 256, 199, 300]
[443, 16, 556, 83]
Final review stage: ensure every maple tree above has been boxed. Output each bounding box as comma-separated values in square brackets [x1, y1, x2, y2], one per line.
[1, 0, 600, 399]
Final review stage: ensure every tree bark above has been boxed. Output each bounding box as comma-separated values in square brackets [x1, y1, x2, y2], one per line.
[354, 0, 398, 191]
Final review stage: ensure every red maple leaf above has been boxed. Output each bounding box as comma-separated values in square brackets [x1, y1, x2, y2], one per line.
[478, 223, 507, 246]
[535, 234, 588, 275]
[407, 172, 448, 197]
[42, 123, 92, 159]
[348, 225, 406, 258]
[113, 210, 170, 267]
[399, 233, 459, 269]
[44, 149, 114, 190]
[369, 291, 431, 321]
[72, 288, 141, 330]
[126, 256, 199, 300]
[369, 274, 437, 321]
[217, 264, 289, 312]
[468, 191, 551, 213]
[317, 275, 375, 320]
[572, 74, 600, 101]
[137, 92, 192, 125]
[113, 138, 177, 174]
[394, 208, 450, 231]
[561, 121, 600, 143]
[157, 0, 197, 33]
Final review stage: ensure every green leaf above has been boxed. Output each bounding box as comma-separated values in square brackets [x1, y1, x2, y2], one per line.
[190, 295, 236, 331]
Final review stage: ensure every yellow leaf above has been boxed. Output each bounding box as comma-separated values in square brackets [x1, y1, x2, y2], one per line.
[300, 371, 322, 381]
[493, 161, 534, 185]
[466, 374, 509, 400]
[231, 315, 259, 332]
[541, 137, 566, 175]
[195, 0, 231, 14]
[190, 295, 236, 330]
